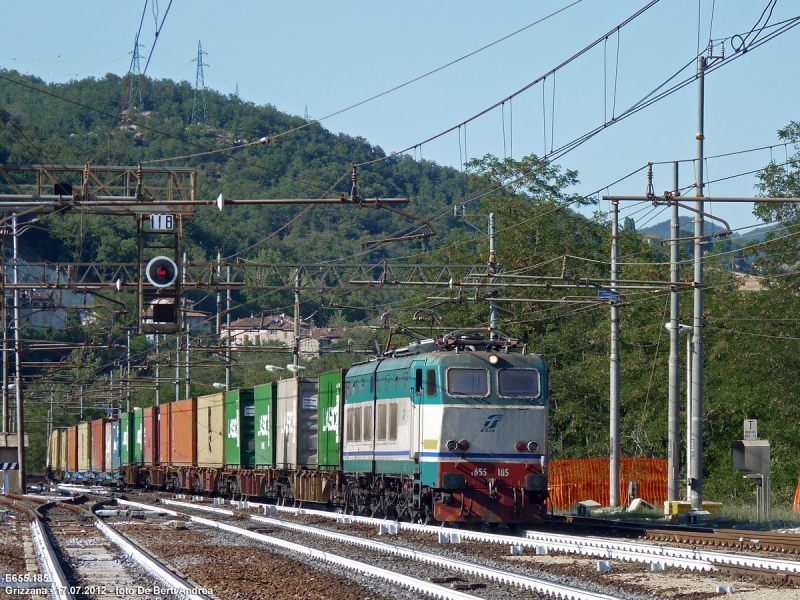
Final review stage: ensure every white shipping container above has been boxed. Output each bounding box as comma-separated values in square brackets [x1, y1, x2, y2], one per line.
[276, 377, 319, 468]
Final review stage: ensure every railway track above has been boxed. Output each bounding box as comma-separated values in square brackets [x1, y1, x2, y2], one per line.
[138, 495, 800, 597]
[645, 528, 800, 554]
[0, 495, 72, 599]
[125, 496, 752, 600]
[28, 494, 209, 600]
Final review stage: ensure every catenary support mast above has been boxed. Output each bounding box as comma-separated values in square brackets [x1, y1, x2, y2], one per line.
[690, 55, 706, 511]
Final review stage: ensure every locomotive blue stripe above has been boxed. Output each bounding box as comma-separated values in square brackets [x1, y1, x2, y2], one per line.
[344, 451, 408, 457]
[422, 452, 544, 460]
[344, 451, 544, 460]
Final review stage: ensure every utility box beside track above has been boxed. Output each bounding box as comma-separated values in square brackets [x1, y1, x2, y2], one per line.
[276, 377, 319, 469]
[225, 389, 255, 468]
[254, 383, 276, 468]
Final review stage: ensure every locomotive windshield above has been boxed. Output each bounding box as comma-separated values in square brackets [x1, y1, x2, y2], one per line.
[447, 368, 489, 396]
[498, 369, 540, 398]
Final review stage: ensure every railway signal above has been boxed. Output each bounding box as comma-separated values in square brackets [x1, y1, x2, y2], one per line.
[145, 256, 178, 288]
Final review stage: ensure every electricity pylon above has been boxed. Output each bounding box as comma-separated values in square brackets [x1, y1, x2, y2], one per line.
[127, 33, 145, 111]
[190, 41, 209, 125]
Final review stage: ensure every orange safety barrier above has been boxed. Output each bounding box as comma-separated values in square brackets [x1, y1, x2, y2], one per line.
[548, 458, 668, 511]
[793, 473, 800, 513]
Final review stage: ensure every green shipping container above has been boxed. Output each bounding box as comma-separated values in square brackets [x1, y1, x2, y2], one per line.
[253, 383, 276, 468]
[132, 407, 144, 465]
[318, 369, 346, 470]
[225, 389, 256, 468]
[120, 412, 134, 465]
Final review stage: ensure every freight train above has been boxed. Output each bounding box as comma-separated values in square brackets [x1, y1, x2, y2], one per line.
[47, 333, 549, 524]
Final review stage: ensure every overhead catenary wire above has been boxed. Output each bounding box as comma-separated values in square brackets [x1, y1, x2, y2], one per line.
[352, 1, 663, 170]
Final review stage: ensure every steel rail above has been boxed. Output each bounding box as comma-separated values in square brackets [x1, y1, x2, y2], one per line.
[29, 518, 74, 600]
[0, 496, 74, 600]
[221, 499, 800, 574]
[93, 518, 211, 600]
[149, 499, 627, 600]
[118, 500, 481, 600]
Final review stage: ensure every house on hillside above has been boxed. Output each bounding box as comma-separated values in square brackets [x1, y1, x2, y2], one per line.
[220, 313, 341, 357]
[7, 263, 89, 330]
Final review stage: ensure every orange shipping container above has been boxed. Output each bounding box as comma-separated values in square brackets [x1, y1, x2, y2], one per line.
[158, 403, 172, 464]
[142, 406, 159, 465]
[91, 419, 107, 472]
[67, 426, 78, 472]
[171, 398, 197, 466]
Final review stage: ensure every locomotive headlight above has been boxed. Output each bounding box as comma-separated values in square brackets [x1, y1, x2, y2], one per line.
[488, 354, 499, 365]
[527, 441, 539, 452]
[446, 440, 459, 451]
[515, 441, 527, 452]
[458, 439, 470, 451]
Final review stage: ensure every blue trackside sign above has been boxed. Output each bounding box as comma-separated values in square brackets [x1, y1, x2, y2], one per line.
[480, 414, 503, 432]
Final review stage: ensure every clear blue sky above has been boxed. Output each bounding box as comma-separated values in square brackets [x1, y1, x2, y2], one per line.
[3, 0, 799, 229]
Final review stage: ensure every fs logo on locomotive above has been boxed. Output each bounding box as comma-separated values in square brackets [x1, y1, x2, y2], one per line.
[480, 414, 503, 432]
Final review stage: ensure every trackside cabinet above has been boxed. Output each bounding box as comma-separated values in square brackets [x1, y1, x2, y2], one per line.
[225, 389, 256, 468]
[318, 369, 346, 470]
[253, 383, 276, 468]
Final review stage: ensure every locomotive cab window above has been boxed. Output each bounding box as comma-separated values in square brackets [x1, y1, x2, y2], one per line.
[446, 368, 489, 397]
[498, 369, 541, 399]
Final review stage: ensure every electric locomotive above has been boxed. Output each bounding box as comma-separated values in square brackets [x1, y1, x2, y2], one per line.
[48, 332, 549, 525]
[341, 332, 549, 524]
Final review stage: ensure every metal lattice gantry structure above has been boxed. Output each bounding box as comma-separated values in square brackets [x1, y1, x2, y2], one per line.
[0, 163, 197, 204]
[1, 260, 685, 296]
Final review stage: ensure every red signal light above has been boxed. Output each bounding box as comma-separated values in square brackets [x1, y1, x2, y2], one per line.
[458, 440, 470, 451]
[516, 441, 526, 452]
[157, 266, 168, 277]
